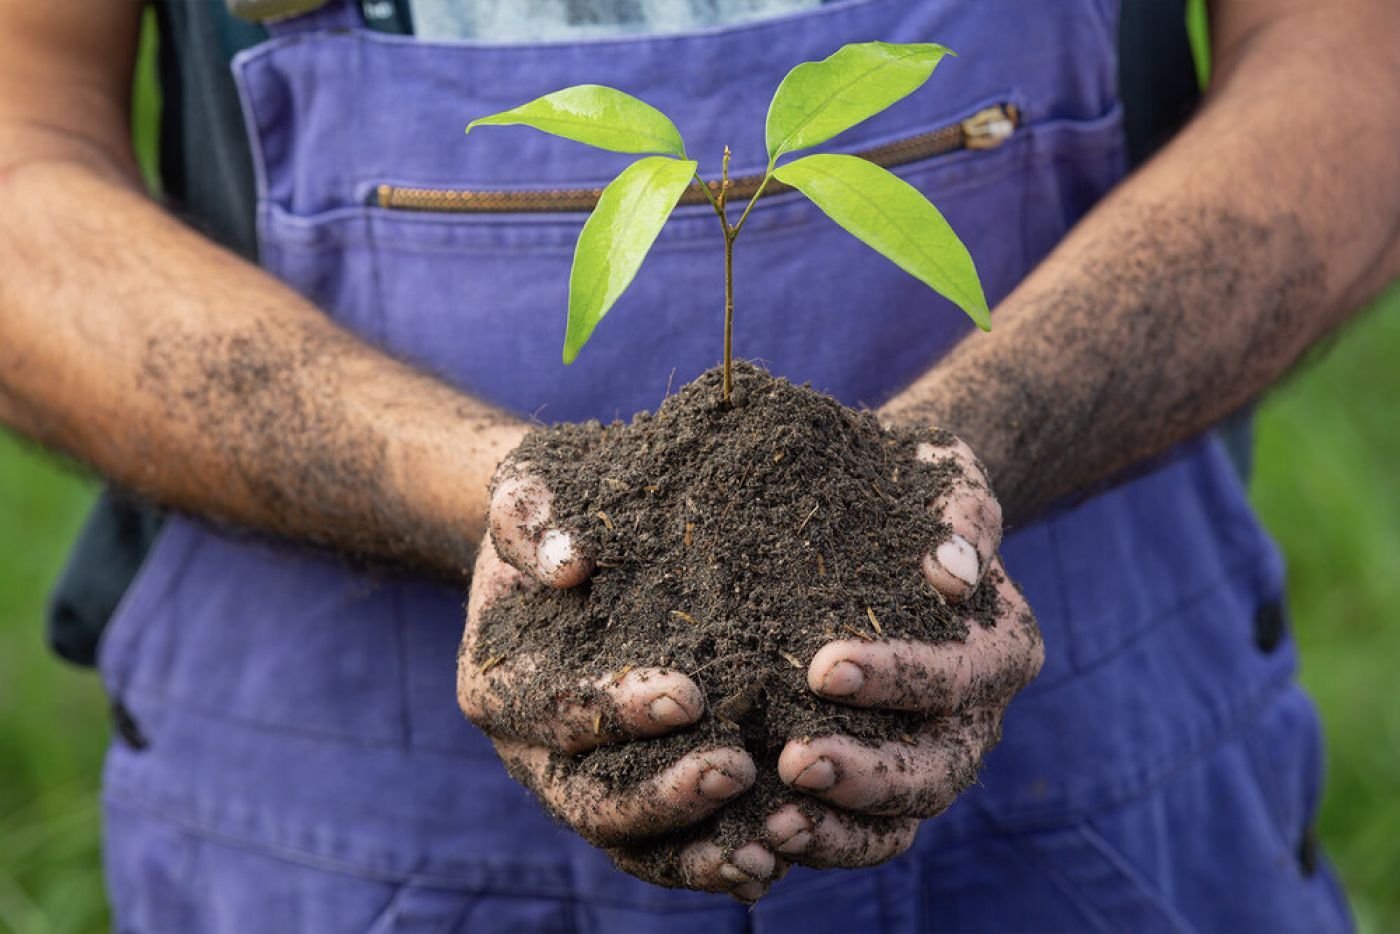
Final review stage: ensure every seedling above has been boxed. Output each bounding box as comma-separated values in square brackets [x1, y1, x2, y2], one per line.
[466, 41, 988, 404]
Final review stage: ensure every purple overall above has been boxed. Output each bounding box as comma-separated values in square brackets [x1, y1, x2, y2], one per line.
[99, 1, 1353, 930]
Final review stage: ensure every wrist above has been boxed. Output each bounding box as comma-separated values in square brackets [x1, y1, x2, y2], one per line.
[458, 417, 531, 541]
[387, 408, 529, 576]
[877, 380, 952, 435]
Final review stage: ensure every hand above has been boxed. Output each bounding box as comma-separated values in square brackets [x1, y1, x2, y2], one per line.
[771, 433, 1044, 867]
[457, 466, 779, 901]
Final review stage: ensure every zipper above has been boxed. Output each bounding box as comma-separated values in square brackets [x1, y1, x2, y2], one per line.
[373, 103, 1020, 214]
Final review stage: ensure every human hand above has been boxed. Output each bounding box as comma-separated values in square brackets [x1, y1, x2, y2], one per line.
[460, 430, 1042, 901]
[771, 432, 1043, 866]
[458, 465, 783, 901]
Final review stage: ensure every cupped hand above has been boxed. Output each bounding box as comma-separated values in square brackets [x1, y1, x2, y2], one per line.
[458, 464, 784, 901]
[775, 432, 1044, 868]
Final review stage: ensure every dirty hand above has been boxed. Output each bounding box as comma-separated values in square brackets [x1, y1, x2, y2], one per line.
[457, 467, 775, 901]
[772, 432, 1044, 868]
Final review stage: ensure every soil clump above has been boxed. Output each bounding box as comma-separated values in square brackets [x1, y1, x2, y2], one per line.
[475, 361, 1004, 879]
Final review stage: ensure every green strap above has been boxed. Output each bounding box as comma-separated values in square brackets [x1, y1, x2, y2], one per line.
[1186, 0, 1212, 89]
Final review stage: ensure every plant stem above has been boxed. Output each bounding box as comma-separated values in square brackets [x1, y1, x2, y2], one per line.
[719, 146, 735, 405]
[692, 170, 722, 212]
[731, 170, 774, 238]
[723, 223, 735, 405]
[698, 149, 750, 406]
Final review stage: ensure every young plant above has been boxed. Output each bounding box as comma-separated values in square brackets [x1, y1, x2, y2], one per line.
[466, 41, 989, 404]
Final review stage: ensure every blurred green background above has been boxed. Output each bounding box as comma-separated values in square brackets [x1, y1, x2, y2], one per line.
[2, 6, 1398, 933]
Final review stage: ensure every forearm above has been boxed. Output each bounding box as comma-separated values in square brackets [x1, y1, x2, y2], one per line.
[0, 154, 524, 579]
[883, 0, 1400, 525]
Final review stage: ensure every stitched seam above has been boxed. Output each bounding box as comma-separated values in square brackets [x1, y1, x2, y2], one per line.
[1238, 709, 1337, 934]
[99, 527, 200, 698]
[113, 547, 1272, 759]
[1003, 832, 1116, 933]
[1241, 722, 1295, 852]
[976, 671, 1297, 833]
[1028, 547, 1270, 694]
[102, 793, 727, 913]
[1077, 822, 1199, 933]
[118, 684, 488, 758]
[363, 883, 415, 934]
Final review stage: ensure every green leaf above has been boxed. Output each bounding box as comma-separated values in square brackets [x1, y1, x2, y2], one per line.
[467, 85, 687, 158]
[774, 153, 989, 329]
[766, 42, 953, 162]
[565, 156, 698, 363]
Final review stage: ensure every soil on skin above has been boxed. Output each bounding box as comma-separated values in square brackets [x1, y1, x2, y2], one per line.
[475, 362, 1004, 880]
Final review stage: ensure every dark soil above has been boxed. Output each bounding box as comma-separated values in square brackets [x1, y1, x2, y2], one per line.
[474, 362, 1004, 880]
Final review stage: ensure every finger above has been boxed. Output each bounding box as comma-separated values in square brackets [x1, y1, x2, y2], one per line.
[461, 536, 704, 752]
[549, 667, 706, 754]
[778, 708, 1003, 817]
[609, 840, 788, 903]
[489, 465, 593, 588]
[679, 840, 780, 895]
[461, 660, 705, 755]
[464, 533, 533, 623]
[495, 741, 755, 847]
[917, 436, 1002, 600]
[763, 803, 919, 869]
[458, 539, 537, 723]
[807, 563, 1043, 714]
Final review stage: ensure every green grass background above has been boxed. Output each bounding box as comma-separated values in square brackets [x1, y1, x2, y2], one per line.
[2, 7, 1398, 932]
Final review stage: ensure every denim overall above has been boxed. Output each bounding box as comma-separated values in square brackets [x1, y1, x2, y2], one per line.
[99, 1, 1352, 930]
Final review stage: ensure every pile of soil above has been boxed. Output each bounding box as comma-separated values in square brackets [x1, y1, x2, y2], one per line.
[474, 362, 1004, 878]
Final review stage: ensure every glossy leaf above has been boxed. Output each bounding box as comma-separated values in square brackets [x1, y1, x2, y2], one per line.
[766, 41, 952, 162]
[467, 85, 687, 158]
[566, 156, 698, 363]
[774, 154, 989, 329]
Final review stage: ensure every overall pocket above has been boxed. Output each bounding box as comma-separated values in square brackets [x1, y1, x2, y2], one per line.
[98, 519, 416, 748]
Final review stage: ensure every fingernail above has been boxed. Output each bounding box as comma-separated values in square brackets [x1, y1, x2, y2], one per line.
[699, 767, 742, 801]
[936, 534, 979, 586]
[648, 694, 688, 727]
[732, 881, 766, 903]
[536, 528, 574, 577]
[776, 829, 813, 855]
[793, 757, 837, 792]
[820, 660, 865, 697]
[719, 863, 752, 884]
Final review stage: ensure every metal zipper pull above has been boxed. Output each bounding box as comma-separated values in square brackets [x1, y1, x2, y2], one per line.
[961, 104, 1020, 150]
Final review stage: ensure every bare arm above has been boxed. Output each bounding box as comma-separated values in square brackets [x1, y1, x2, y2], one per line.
[883, 0, 1400, 524]
[0, 0, 524, 579]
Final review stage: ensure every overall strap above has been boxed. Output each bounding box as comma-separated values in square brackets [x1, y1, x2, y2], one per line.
[226, 0, 361, 36]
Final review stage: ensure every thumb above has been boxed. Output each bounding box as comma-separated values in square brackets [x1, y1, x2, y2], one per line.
[489, 464, 594, 588]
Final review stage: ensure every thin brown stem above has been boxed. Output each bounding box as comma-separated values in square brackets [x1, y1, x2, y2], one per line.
[723, 228, 735, 405]
[731, 171, 774, 238]
[693, 170, 722, 214]
[718, 146, 731, 211]
[719, 146, 735, 405]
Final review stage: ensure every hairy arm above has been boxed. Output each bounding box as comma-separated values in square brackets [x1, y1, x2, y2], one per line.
[0, 0, 524, 578]
[883, 0, 1400, 524]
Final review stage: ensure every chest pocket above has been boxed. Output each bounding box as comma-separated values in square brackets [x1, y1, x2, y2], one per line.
[236, 0, 1126, 420]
